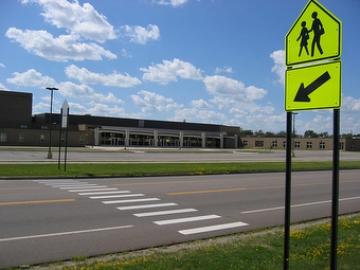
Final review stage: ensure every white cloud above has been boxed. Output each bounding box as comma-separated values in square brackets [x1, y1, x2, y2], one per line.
[270, 49, 285, 85]
[191, 99, 211, 109]
[7, 69, 56, 88]
[343, 96, 360, 112]
[301, 113, 332, 133]
[214, 66, 233, 74]
[121, 24, 160, 45]
[173, 107, 225, 124]
[154, 0, 189, 7]
[203, 75, 267, 102]
[141, 58, 203, 85]
[65, 64, 141, 88]
[22, 0, 116, 43]
[0, 83, 6, 89]
[6, 28, 117, 62]
[58, 81, 123, 105]
[131, 90, 182, 113]
[68, 101, 125, 116]
[0, 63, 5, 68]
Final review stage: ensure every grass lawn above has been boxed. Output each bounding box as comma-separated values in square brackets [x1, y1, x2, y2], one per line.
[37, 215, 360, 270]
[0, 161, 359, 178]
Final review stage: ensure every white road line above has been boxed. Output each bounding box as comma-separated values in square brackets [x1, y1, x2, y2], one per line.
[154, 215, 221, 226]
[241, 196, 360, 214]
[134, 208, 198, 217]
[68, 188, 118, 192]
[0, 225, 133, 243]
[59, 185, 108, 190]
[48, 183, 92, 187]
[90, 194, 144, 199]
[78, 190, 130, 196]
[178, 222, 248, 235]
[102, 198, 160, 204]
[36, 180, 78, 183]
[117, 203, 177, 210]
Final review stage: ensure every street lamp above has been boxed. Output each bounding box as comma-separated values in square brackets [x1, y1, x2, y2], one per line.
[292, 112, 298, 157]
[45, 87, 59, 159]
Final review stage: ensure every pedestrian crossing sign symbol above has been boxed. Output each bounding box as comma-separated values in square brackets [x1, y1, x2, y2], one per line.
[286, 0, 341, 66]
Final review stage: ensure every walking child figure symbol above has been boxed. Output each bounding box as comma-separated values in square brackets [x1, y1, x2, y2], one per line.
[297, 21, 309, 56]
[297, 11, 325, 58]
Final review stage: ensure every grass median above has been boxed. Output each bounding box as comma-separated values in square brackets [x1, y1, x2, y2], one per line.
[1, 161, 359, 178]
[38, 214, 360, 270]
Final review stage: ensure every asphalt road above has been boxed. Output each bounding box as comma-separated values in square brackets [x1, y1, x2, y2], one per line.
[1, 148, 360, 163]
[1, 170, 360, 268]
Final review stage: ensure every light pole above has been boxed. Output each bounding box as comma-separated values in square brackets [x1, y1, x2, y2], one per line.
[292, 112, 298, 157]
[45, 87, 59, 159]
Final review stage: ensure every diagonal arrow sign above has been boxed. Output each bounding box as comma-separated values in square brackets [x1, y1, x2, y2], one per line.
[294, 71, 331, 102]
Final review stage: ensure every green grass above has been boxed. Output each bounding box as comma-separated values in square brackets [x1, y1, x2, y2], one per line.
[46, 215, 360, 270]
[0, 161, 359, 178]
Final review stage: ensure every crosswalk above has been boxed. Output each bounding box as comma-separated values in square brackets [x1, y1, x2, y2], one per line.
[33, 179, 249, 236]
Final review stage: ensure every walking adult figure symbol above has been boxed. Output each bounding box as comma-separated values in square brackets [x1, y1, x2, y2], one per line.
[309, 11, 324, 57]
[297, 21, 309, 56]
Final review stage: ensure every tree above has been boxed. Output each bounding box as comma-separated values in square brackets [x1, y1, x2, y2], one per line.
[304, 130, 319, 138]
[319, 132, 329, 138]
[254, 130, 265, 137]
[265, 131, 275, 137]
[239, 129, 253, 137]
[276, 131, 287, 137]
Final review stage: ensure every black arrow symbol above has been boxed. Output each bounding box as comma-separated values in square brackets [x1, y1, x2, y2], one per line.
[294, 71, 331, 102]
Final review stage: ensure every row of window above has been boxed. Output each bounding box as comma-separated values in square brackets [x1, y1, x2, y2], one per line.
[242, 139, 343, 150]
[100, 132, 220, 148]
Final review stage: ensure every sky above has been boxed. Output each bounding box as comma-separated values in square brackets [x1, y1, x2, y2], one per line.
[0, 0, 359, 134]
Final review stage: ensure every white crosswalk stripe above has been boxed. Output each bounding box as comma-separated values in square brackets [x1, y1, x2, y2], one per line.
[78, 190, 130, 196]
[48, 183, 92, 187]
[154, 215, 221, 225]
[117, 203, 178, 210]
[134, 208, 198, 217]
[68, 188, 118, 192]
[178, 221, 249, 235]
[89, 194, 144, 199]
[59, 185, 107, 190]
[102, 198, 160, 204]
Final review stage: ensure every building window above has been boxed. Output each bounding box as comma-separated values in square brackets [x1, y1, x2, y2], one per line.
[183, 137, 201, 148]
[306, 142, 312, 149]
[0, 132, 7, 143]
[18, 134, 25, 143]
[242, 140, 248, 146]
[272, 140, 278, 148]
[255, 140, 264, 147]
[295, 141, 300, 148]
[320, 141, 326, 149]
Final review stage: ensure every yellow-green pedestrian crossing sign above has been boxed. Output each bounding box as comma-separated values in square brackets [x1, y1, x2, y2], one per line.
[285, 61, 341, 111]
[286, 0, 341, 66]
[285, 0, 342, 112]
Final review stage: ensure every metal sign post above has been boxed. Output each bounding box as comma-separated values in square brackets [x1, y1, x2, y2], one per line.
[284, 1, 342, 269]
[64, 105, 69, 172]
[283, 112, 292, 270]
[58, 101, 69, 171]
[58, 108, 63, 169]
[331, 108, 340, 269]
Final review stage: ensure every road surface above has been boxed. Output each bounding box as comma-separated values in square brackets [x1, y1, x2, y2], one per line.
[0, 170, 360, 268]
[1, 148, 360, 163]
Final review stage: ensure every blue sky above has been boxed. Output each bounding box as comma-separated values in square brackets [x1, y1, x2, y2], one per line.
[1, 0, 359, 134]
